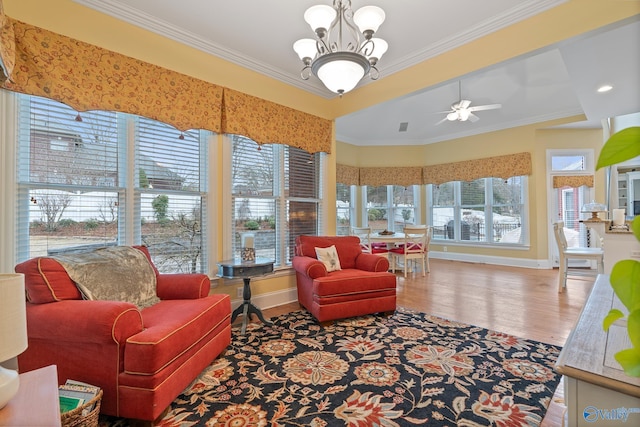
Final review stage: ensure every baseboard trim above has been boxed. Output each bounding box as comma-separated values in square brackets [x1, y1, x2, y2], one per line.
[429, 251, 552, 269]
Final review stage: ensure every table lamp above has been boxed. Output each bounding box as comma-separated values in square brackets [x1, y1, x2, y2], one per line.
[581, 201, 607, 220]
[0, 273, 27, 409]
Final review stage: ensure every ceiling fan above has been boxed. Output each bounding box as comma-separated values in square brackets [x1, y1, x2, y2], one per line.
[435, 81, 501, 125]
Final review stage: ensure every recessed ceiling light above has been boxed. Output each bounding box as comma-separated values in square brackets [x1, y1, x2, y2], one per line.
[597, 84, 613, 93]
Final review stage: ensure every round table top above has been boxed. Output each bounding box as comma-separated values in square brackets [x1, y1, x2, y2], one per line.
[217, 257, 274, 268]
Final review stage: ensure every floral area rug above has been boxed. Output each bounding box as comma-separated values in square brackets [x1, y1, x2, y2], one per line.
[101, 308, 562, 426]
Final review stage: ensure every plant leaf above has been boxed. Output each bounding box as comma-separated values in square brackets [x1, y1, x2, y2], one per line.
[596, 127, 640, 170]
[632, 216, 640, 243]
[603, 309, 625, 331]
[610, 259, 640, 312]
[628, 309, 640, 350]
[614, 348, 640, 377]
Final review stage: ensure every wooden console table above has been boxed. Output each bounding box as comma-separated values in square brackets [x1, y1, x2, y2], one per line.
[555, 274, 640, 426]
[0, 365, 61, 426]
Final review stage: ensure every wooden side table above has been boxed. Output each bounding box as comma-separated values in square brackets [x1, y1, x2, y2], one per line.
[0, 364, 61, 426]
[218, 257, 274, 334]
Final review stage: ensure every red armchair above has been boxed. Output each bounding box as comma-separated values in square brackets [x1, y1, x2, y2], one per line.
[292, 235, 397, 322]
[15, 246, 231, 422]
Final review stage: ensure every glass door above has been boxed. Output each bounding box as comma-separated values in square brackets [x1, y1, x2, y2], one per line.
[551, 185, 591, 267]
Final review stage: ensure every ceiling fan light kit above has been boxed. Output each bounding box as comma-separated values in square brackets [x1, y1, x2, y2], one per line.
[293, 0, 387, 95]
[436, 81, 502, 124]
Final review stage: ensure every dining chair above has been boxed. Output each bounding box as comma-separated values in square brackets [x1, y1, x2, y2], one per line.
[553, 221, 604, 292]
[390, 225, 432, 277]
[351, 226, 390, 258]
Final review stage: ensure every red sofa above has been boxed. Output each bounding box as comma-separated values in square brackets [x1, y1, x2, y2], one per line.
[15, 246, 231, 422]
[292, 235, 397, 322]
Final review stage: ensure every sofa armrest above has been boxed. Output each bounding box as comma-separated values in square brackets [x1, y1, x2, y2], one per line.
[25, 300, 143, 345]
[355, 253, 390, 272]
[292, 256, 328, 279]
[156, 273, 210, 299]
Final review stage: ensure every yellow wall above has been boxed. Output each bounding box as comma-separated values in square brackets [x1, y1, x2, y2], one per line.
[338, 117, 605, 261]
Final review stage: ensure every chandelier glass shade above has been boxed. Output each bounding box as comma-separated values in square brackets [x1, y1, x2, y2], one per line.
[293, 1, 387, 95]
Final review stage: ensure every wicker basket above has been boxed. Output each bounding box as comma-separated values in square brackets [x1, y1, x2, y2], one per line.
[60, 389, 103, 427]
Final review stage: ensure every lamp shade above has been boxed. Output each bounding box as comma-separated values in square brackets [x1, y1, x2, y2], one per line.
[353, 5, 385, 33]
[0, 273, 27, 409]
[365, 38, 388, 61]
[312, 52, 370, 94]
[304, 5, 336, 32]
[293, 39, 318, 61]
[0, 273, 27, 362]
[581, 201, 607, 220]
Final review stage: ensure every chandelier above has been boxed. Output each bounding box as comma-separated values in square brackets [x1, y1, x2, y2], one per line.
[293, 1, 387, 95]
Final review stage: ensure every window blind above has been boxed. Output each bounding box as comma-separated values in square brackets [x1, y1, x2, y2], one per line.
[231, 135, 320, 266]
[15, 93, 210, 272]
[136, 118, 208, 273]
[17, 95, 120, 259]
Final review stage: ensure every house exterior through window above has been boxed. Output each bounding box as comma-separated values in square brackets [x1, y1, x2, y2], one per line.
[15, 94, 210, 273]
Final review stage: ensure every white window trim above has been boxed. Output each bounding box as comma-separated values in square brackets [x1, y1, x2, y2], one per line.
[0, 90, 18, 271]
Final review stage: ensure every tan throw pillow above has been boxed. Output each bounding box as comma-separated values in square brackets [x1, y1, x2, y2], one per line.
[315, 245, 342, 272]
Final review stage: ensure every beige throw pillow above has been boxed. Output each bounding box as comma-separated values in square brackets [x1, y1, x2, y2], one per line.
[315, 245, 342, 272]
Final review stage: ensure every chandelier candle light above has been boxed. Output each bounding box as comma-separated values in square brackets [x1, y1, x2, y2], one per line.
[293, 0, 387, 95]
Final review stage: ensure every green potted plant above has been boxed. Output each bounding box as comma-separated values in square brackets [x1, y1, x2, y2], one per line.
[597, 126, 640, 377]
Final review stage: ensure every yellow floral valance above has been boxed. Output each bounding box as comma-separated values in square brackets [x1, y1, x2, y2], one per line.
[553, 175, 594, 188]
[4, 19, 223, 133]
[423, 152, 531, 185]
[360, 166, 423, 187]
[0, 0, 14, 83]
[222, 89, 332, 154]
[1, 16, 332, 153]
[336, 164, 360, 186]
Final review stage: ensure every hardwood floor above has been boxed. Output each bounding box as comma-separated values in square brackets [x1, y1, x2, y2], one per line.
[254, 259, 596, 427]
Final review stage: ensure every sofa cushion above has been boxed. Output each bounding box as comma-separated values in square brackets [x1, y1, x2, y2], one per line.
[124, 295, 231, 376]
[296, 235, 361, 269]
[315, 245, 342, 272]
[312, 269, 397, 299]
[15, 257, 82, 304]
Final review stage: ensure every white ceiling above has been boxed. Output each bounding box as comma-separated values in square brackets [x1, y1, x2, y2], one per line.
[73, 0, 640, 146]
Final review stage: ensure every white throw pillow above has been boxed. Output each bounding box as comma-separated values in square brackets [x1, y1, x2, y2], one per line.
[315, 245, 342, 272]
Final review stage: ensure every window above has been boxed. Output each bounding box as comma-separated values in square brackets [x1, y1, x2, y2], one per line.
[429, 177, 526, 244]
[336, 183, 354, 236]
[231, 135, 321, 266]
[548, 150, 595, 249]
[15, 94, 211, 273]
[551, 155, 587, 171]
[365, 185, 418, 232]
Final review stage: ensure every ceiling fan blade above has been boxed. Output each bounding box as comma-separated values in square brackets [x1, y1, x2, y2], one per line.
[468, 113, 480, 122]
[435, 116, 449, 125]
[468, 103, 502, 112]
[459, 99, 472, 109]
[432, 110, 455, 114]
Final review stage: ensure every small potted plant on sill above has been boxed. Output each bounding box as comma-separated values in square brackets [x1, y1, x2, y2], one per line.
[597, 126, 640, 377]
